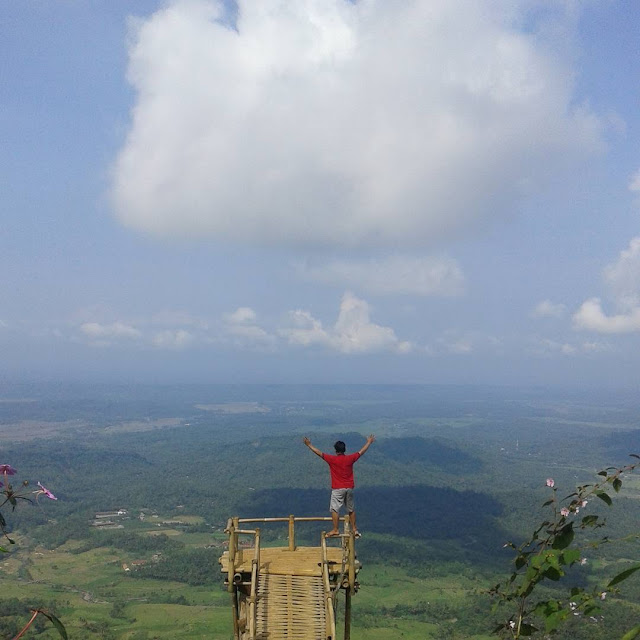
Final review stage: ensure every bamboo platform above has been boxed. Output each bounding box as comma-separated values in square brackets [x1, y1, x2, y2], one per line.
[220, 516, 359, 640]
[219, 546, 345, 577]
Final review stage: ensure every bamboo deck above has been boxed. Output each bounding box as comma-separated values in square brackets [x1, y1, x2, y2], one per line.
[255, 574, 326, 639]
[219, 546, 346, 577]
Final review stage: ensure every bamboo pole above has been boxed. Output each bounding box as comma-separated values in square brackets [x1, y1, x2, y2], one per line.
[230, 589, 240, 640]
[237, 516, 332, 523]
[348, 529, 356, 595]
[321, 533, 336, 640]
[228, 521, 236, 593]
[248, 528, 260, 640]
[226, 519, 240, 638]
[288, 514, 296, 551]
[344, 589, 352, 640]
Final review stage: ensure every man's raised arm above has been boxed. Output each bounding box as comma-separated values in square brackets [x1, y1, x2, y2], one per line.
[358, 434, 375, 456]
[303, 437, 323, 458]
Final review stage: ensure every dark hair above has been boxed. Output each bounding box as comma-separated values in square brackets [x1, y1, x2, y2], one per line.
[334, 441, 346, 454]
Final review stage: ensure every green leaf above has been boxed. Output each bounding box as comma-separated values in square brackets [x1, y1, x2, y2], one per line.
[613, 478, 622, 492]
[561, 549, 581, 565]
[534, 600, 560, 616]
[519, 622, 538, 636]
[38, 611, 68, 640]
[552, 523, 574, 550]
[621, 624, 640, 640]
[515, 555, 527, 569]
[595, 491, 612, 506]
[544, 609, 568, 632]
[544, 566, 563, 580]
[608, 565, 640, 588]
[597, 470, 608, 476]
[629, 454, 640, 460]
[0, 546, 8, 553]
[582, 515, 599, 526]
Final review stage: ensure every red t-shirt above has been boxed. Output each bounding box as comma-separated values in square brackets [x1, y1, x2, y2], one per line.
[322, 452, 361, 489]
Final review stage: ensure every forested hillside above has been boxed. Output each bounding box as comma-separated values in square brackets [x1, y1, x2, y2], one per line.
[2, 383, 640, 639]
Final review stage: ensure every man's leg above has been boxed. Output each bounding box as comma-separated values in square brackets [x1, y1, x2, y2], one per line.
[349, 510, 357, 533]
[328, 510, 340, 536]
[327, 490, 343, 536]
[346, 490, 359, 536]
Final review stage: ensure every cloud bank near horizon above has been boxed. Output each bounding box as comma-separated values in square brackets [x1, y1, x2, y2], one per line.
[112, 0, 603, 249]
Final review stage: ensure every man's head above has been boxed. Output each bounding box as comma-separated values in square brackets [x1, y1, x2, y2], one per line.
[334, 441, 346, 454]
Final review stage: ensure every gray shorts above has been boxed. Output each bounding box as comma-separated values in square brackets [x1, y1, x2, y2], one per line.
[330, 488, 355, 513]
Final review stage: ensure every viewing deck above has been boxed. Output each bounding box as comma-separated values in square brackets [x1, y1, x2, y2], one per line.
[219, 516, 360, 640]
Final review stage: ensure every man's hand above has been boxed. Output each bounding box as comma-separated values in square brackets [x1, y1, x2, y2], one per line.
[303, 437, 323, 457]
[359, 434, 376, 456]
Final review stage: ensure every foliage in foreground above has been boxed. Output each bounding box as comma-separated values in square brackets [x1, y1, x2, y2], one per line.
[1, 463, 66, 639]
[492, 456, 640, 639]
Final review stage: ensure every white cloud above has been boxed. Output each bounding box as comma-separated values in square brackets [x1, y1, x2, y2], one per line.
[603, 236, 640, 312]
[80, 322, 141, 340]
[298, 255, 464, 296]
[629, 170, 640, 193]
[282, 292, 411, 354]
[573, 236, 640, 334]
[531, 337, 612, 356]
[224, 307, 257, 325]
[535, 339, 577, 356]
[152, 329, 194, 349]
[532, 300, 566, 318]
[112, 0, 603, 248]
[222, 307, 276, 350]
[573, 298, 640, 334]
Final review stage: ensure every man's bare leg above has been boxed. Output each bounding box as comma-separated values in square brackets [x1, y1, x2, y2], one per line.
[326, 510, 340, 537]
[349, 511, 358, 535]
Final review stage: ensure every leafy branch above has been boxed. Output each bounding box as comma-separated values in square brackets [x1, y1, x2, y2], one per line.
[1, 463, 66, 639]
[491, 456, 640, 639]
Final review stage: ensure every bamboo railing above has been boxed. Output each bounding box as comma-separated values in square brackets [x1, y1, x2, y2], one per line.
[224, 517, 261, 639]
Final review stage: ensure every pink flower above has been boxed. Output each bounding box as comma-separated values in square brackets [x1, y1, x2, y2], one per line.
[546, 478, 555, 488]
[580, 558, 588, 565]
[580, 500, 588, 508]
[560, 507, 570, 517]
[0, 464, 17, 475]
[600, 592, 607, 600]
[36, 482, 57, 500]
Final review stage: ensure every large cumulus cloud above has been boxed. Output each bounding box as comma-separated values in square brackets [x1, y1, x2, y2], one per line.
[112, 0, 603, 248]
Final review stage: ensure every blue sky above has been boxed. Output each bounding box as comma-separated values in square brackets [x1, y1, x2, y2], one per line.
[2, 0, 640, 387]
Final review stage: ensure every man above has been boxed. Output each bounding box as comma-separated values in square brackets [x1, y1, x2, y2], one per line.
[303, 434, 375, 538]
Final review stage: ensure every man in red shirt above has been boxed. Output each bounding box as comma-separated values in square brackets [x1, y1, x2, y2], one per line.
[303, 434, 375, 538]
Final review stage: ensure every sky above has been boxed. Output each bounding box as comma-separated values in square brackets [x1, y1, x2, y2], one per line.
[1, 0, 640, 388]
